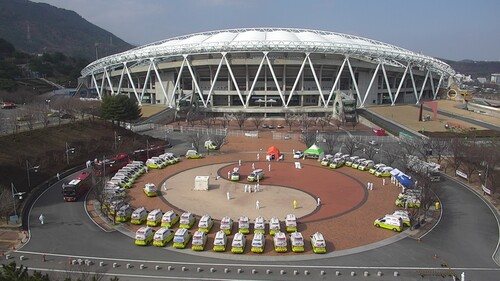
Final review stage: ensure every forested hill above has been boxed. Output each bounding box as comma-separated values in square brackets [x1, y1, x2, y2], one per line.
[0, 0, 133, 59]
[441, 59, 500, 78]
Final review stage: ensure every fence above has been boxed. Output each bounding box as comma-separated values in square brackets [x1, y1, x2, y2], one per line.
[273, 131, 398, 144]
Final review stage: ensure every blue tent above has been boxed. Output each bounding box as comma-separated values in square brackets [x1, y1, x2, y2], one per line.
[395, 173, 414, 187]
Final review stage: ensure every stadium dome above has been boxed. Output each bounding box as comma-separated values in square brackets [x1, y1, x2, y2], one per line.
[80, 28, 455, 116]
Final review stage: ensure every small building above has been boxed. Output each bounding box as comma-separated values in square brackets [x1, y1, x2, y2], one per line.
[194, 176, 210, 191]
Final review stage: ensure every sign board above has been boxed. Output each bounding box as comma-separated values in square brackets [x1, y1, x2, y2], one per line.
[9, 215, 19, 223]
[455, 170, 468, 179]
[482, 184, 492, 195]
[194, 176, 210, 191]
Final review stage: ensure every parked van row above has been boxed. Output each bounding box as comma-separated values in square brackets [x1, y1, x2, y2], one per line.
[145, 153, 181, 169]
[109, 161, 147, 188]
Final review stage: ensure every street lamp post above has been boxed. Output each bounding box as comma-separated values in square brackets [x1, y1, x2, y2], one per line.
[25, 160, 39, 192]
[114, 131, 121, 150]
[65, 142, 75, 165]
[11, 183, 25, 218]
[146, 139, 150, 160]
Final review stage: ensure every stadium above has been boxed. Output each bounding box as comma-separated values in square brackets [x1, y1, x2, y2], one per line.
[80, 28, 455, 117]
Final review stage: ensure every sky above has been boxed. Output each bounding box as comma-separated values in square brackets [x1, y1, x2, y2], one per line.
[35, 0, 500, 61]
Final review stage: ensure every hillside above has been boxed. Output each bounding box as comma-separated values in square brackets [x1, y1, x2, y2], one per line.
[442, 59, 500, 78]
[0, 0, 133, 59]
[0, 120, 167, 194]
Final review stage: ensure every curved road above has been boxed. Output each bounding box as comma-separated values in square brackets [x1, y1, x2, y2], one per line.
[10, 171, 500, 280]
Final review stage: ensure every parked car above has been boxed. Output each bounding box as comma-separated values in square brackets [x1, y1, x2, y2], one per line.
[273, 231, 288, 252]
[231, 232, 246, 254]
[1, 102, 16, 109]
[172, 228, 192, 249]
[191, 231, 208, 251]
[185, 150, 202, 159]
[250, 232, 265, 253]
[213, 230, 228, 252]
[179, 212, 196, 229]
[135, 226, 154, 246]
[220, 216, 233, 235]
[310, 232, 327, 254]
[153, 227, 175, 247]
[238, 216, 250, 234]
[374, 215, 403, 232]
[290, 232, 305, 252]
[198, 215, 214, 233]
[161, 210, 180, 227]
[293, 150, 304, 159]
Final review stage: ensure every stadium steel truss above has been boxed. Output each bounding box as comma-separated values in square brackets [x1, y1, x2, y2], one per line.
[80, 28, 455, 113]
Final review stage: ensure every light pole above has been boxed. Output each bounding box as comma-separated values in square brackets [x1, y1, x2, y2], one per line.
[11, 183, 25, 218]
[114, 131, 121, 150]
[65, 142, 75, 165]
[146, 139, 150, 160]
[25, 160, 39, 192]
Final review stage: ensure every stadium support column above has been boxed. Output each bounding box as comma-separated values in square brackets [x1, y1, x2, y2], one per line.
[392, 63, 410, 106]
[380, 63, 395, 105]
[361, 62, 381, 108]
[417, 69, 430, 104]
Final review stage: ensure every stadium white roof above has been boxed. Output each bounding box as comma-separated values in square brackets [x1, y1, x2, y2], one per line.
[81, 28, 455, 77]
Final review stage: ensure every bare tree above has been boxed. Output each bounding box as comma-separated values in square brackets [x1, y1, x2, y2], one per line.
[233, 111, 246, 130]
[342, 137, 360, 156]
[188, 133, 202, 152]
[447, 138, 465, 173]
[317, 117, 329, 132]
[429, 138, 449, 164]
[364, 144, 378, 160]
[251, 115, 265, 130]
[333, 118, 342, 130]
[323, 133, 339, 154]
[209, 133, 227, 150]
[283, 111, 296, 132]
[383, 148, 402, 167]
[300, 131, 317, 147]
[222, 113, 232, 129]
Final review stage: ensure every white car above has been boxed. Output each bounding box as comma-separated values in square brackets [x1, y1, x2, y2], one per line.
[368, 139, 377, 145]
[293, 151, 304, 159]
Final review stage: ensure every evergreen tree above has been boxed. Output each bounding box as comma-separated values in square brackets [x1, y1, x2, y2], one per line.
[100, 95, 142, 125]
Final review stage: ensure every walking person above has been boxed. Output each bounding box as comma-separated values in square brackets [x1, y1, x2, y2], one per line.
[257, 153, 260, 160]
[293, 200, 297, 209]
[256, 200, 260, 210]
[317, 197, 321, 206]
[252, 163, 255, 170]
[226, 192, 230, 200]
[268, 163, 271, 172]
[56, 173, 60, 180]
[39, 214, 45, 225]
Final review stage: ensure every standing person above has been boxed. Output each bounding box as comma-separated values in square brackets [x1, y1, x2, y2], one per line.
[268, 163, 271, 172]
[293, 200, 297, 209]
[382, 178, 386, 186]
[238, 159, 241, 166]
[256, 183, 260, 192]
[56, 173, 60, 180]
[257, 153, 260, 160]
[39, 214, 45, 225]
[317, 197, 321, 206]
[227, 171, 231, 179]
[226, 192, 230, 200]
[256, 200, 260, 210]
[252, 163, 255, 170]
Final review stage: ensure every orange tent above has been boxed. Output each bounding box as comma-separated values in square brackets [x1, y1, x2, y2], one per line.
[266, 146, 280, 160]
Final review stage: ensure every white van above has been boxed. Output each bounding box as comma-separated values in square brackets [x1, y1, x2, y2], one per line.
[147, 209, 163, 227]
[374, 215, 403, 232]
[269, 217, 281, 235]
[173, 228, 192, 249]
[135, 226, 154, 246]
[198, 215, 214, 233]
[369, 163, 386, 174]
[254, 216, 265, 234]
[153, 227, 174, 247]
[161, 210, 180, 227]
[251, 232, 266, 253]
[375, 166, 393, 177]
[191, 231, 208, 251]
[179, 212, 196, 229]
[358, 160, 375, 171]
[290, 231, 305, 252]
[310, 232, 327, 253]
[220, 216, 233, 235]
[238, 216, 250, 234]
[247, 169, 264, 182]
[130, 207, 148, 225]
[285, 214, 297, 232]
[273, 231, 288, 252]
[213, 230, 227, 252]
[351, 158, 366, 169]
[345, 156, 360, 167]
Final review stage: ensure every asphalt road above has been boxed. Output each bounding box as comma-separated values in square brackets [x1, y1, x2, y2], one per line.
[9, 163, 500, 281]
